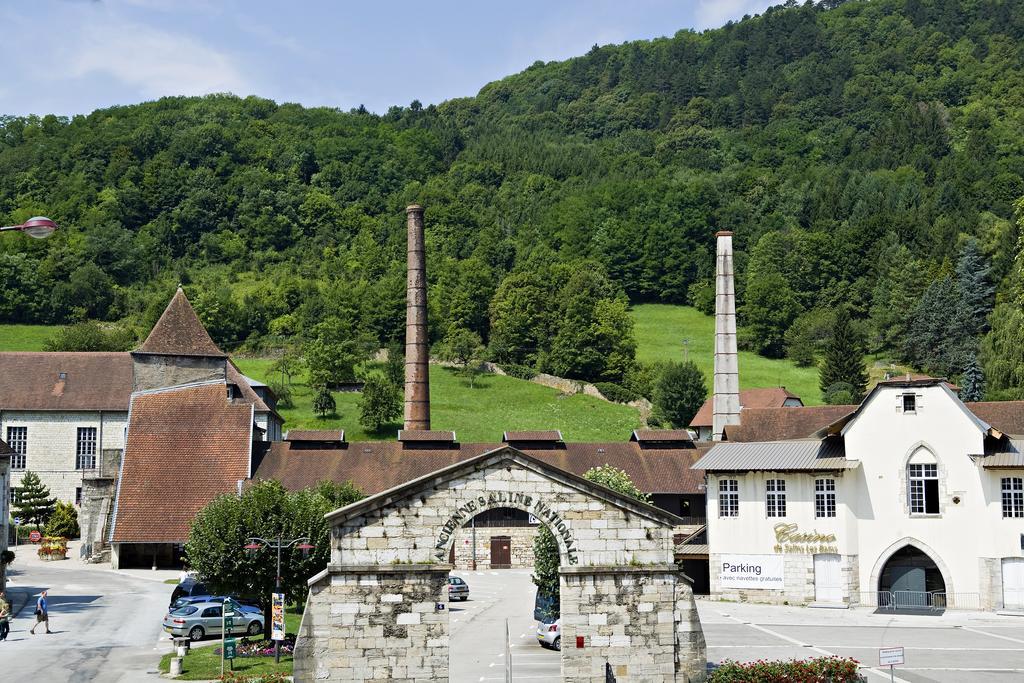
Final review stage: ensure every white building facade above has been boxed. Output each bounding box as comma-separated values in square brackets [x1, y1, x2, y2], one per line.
[696, 380, 1024, 612]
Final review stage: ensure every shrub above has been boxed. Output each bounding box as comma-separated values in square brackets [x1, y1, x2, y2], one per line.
[45, 500, 80, 539]
[708, 657, 862, 682]
[267, 381, 293, 409]
[593, 382, 640, 404]
[501, 363, 536, 380]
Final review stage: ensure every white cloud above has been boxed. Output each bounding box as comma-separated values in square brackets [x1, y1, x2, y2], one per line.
[63, 19, 252, 98]
[694, 0, 775, 29]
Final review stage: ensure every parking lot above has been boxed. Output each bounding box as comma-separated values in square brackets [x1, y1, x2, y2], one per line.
[449, 569, 1024, 682]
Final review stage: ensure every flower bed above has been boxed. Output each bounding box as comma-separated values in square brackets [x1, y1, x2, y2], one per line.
[217, 672, 289, 683]
[709, 657, 864, 682]
[37, 536, 68, 561]
[214, 637, 295, 659]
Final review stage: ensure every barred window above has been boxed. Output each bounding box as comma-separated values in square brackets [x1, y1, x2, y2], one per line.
[908, 463, 939, 514]
[1002, 477, 1024, 518]
[766, 479, 786, 518]
[719, 479, 739, 517]
[815, 478, 836, 518]
[76, 427, 97, 470]
[6, 426, 26, 469]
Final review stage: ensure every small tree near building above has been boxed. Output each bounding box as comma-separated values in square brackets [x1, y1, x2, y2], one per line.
[652, 360, 707, 428]
[14, 471, 56, 530]
[960, 352, 986, 402]
[819, 307, 868, 404]
[45, 500, 80, 539]
[358, 375, 402, 432]
[437, 327, 486, 388]
[312, 385, 337, 418]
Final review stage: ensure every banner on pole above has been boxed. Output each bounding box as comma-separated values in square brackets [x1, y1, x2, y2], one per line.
[272, 592, 286, 640]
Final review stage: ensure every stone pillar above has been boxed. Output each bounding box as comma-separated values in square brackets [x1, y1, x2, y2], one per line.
[712, 230, 740, 441]
[559, 567, 706, 682]
[294, 564, 450, 682]
[404, 205, 431, 431]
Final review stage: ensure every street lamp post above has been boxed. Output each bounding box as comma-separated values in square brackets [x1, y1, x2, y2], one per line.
[0, 216, 58, 239]
[244, 535, 314, 664]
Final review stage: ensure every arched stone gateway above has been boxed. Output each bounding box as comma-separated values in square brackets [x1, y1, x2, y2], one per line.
[294, 446, 706, 682]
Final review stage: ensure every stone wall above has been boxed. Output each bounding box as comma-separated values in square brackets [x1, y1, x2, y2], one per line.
[295, 566, 449, 682]
[560, 567, 705, 682]
[0, 410, 127, 503]
[452, 524, 538, 569]
[131, 354, 225, 392]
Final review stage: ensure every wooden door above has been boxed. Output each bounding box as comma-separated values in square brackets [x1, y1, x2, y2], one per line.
[490, 536, 511, 568]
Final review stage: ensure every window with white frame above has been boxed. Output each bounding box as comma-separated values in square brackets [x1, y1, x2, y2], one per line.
[908, 463, 939, 514]
[76, 427, 97, 470]
[719, 479, 739, 517]
[814, 478, 836, 518]
[766, 479, 786, 517]
[6, 426, 26, 469]
[1002, 477, 1024, 518]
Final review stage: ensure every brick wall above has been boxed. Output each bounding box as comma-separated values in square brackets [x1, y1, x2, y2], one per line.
[1, 411, 127, 504]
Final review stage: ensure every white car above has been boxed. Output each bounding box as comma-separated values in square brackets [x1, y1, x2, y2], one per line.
[536, 618, 560, 650]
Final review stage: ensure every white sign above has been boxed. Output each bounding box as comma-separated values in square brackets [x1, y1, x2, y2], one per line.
[879, 647, 904, 666]
[719, 554, 785, 589]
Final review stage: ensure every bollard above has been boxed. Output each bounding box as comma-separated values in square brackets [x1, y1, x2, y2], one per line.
[169, 657, 183, 676]
[177, 643, 187, 657]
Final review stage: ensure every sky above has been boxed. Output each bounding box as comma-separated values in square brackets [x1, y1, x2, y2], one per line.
[0, 0, 776, 118]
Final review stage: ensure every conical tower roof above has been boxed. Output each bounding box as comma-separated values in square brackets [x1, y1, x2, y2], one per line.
[137, 287, 226, 357]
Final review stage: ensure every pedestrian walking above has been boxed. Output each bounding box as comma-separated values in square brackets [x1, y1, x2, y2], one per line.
[0, 590, 10, 640]
[29, 591, 51, 635]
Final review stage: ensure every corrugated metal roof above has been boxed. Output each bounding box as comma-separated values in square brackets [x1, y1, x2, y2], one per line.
[674, 544, 709, 556]
[979, 441, 1024, 468]
[692, 439, 854, 471]
[503, 430, 563, 442]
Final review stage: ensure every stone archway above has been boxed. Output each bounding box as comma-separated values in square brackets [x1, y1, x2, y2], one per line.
[294, 446, 706, 682]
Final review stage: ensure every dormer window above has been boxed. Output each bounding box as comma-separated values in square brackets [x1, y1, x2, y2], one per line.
[902, 394, 916, 413]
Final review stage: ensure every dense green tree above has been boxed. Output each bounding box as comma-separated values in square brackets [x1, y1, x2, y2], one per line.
[652, 360, 707, 428]
[13, 471, 56, 530]
[185, 479, 363, 638]
[742, 271, 801, 358]
[45, 501, 80, 539]
[819, 307, 868, 404]
[305, 315, 371, 387]
[955, 238, 995, 338]
[436, 327, 486, 387]
[358, 375, 402, 432]
[311, 385, 336, 418]
[43, 321, 136, 352]
[960, 352, 985, 403]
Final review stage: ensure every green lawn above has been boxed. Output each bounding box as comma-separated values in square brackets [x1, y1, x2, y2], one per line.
[0, 324, 60, 351]
[234, 360, 641, 442]
[159, 639, 292, 680]
[631, 304, 823, 405]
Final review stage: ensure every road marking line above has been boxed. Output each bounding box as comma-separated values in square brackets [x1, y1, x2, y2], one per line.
[959, 626, 1024, 645]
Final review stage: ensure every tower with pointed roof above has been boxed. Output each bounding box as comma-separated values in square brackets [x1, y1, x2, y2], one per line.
[131, 287, 229, 392]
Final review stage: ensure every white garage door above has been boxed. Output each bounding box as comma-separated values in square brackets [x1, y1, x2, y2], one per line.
[814, 553, 842, 604]
[1002, 558, 1024, 609]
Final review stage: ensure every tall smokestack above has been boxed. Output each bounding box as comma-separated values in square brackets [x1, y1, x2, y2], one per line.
[404, 205, 431, 430]
[712, 230, 740, 441]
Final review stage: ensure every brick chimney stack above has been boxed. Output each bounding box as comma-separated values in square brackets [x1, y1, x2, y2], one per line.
[712, 230, 740, 441]
[404, 205, 430, 430]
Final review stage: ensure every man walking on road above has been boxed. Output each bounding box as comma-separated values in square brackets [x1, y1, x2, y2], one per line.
[30, 591, 51, 635]
[0, 590, 10, 640]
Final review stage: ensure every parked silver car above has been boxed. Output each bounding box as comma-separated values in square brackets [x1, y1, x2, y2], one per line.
[536, 618, 560, 650]
[448, 576, 469, 601]
[162, 601, 264, 641]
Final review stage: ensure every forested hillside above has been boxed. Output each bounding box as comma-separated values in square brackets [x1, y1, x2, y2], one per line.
[1, 0, 1023, 398]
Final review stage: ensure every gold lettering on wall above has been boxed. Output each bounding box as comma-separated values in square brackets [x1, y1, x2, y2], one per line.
[772, 523, 838, 554]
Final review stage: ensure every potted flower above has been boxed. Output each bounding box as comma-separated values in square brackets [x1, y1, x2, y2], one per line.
[37, 536, 68, 561]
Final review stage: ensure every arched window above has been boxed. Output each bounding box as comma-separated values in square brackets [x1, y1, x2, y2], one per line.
[907, 448, 939, 514]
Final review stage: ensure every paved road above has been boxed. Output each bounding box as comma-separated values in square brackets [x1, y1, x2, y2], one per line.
[449, 569, 561, 682]
[699, 599, 1024, 682]
[0, 555, 173, 682]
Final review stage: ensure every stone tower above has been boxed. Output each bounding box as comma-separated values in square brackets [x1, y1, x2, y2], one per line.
[404, 205, 431, 430]
[712, 231, 740, 441]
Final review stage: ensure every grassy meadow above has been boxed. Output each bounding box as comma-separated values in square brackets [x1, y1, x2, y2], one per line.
[0, 325, 59, 351]
[234, 360, 641, 442]
[630, 303, 824, 405]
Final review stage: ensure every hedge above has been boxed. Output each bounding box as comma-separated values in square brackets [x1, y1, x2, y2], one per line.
[501, 363, 537, 380]
[708, 657, 863, 682]
[593, 382, 641, 404]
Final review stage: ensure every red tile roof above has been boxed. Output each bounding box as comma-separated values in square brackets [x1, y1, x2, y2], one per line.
[138, 288, 226, 357]
[631, 429, 694, 443]
[111, 382, 253, 543]
[502, 431, 563, 442]
[723, 405, 857, 442]
[286, 430, 345, 442]
[690, 387, 802, 428]
[967, 401, 1024, 436]
[253, 440, 709, 495]
[398, 430, 456, 442]
[226, 360, 273, 414]
[0, 352, 133, 411]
